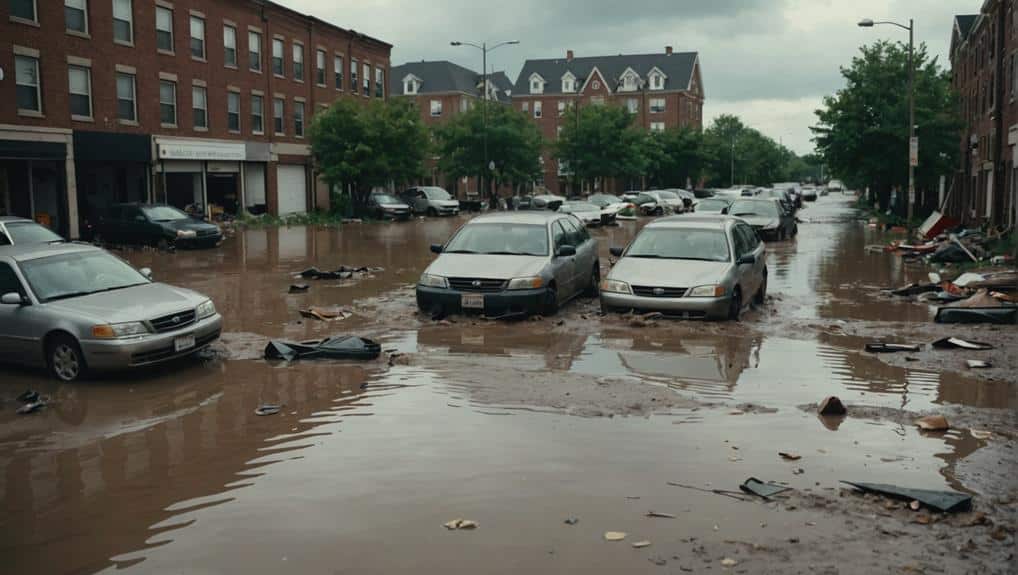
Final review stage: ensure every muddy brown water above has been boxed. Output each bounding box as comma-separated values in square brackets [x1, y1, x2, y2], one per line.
[1, 196, 1015, 574]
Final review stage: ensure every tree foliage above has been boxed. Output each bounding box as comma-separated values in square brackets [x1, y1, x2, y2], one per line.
[554, 104, 647, 191]
[643, 127, 705, 189]
[701, 114, 802, 186]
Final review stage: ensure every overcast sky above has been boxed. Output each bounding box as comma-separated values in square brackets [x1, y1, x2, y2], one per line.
[282, 0, 973, 155]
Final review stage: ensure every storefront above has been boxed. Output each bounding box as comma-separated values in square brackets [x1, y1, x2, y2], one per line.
[0, 126, 75, 237]
[154, 137, 247, 220]
[272, 143, 312, 217]
[245, 142, 270, 215]
[73, 131, 151, 236]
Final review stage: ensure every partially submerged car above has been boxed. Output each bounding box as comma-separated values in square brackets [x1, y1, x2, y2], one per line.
[531, 194, 567, 211]
[417, 212, 599, 317]
[601, 216, 767, 320]
[0, 243, 222, 381]
[727, 198, 796, 240]
[367, 193, 411, 220]
[94, 204, 222, 249]
[692, 198, 732, 215]
[0, 216, 65, 246]
[587, 194, 632, 217]
[400, 186, 460, 216]
[559, 201, 615, 226]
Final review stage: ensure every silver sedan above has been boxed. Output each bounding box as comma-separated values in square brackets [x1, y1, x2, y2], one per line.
[0, 243, 222, 381]
[600, 216, 767, 320]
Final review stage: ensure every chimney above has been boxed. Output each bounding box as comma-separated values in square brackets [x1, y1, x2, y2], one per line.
[566, 50, 574, 62]
[665, 46, 673, 55]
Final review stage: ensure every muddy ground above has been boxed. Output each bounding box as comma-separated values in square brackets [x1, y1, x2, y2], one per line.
[0, 195, 1015, 574]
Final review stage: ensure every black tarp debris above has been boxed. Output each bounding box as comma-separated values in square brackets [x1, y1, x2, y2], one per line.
[298, 266, 384, 280]
[254, 404, 282, 416]
[818, 396, 847, 416]
[264, 336, 381, 362]
[16, 401, 45, 415]
[890, 283, 939, 297]
[931, 337, 994, 350]
[289, 284, 310, 293]
[739, 477, 791, 499]
[865, 343, 922, 353]
[841, 481, 972, 513]
[16, 390, 39, 403]
[935, 306, 1018, 325]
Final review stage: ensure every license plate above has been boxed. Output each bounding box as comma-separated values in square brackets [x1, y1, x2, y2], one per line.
[174, 334, 196, 352]
[461, 294, 485, 309]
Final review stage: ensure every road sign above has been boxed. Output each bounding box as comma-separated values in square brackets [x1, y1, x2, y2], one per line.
[909, 137, 919, 167]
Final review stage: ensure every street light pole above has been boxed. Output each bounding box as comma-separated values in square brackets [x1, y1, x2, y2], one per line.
[730, 135, 735, 187]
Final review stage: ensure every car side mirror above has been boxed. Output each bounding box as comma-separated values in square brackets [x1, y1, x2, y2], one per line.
[430, 244, 443, 254]
[1, 292, 26, 306]
[556, 245, 577, 257]
[140, 267, 153, 280]
[737, 254, 756, 265]
[609, 246, 624, 257]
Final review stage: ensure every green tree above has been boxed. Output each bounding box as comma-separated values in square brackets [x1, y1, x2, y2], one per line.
[702, 114, 794, 186]
[309, 98, 429, 212]
[554, 104, 647, 193]
[812, 40, 959, 214]
[433, 101, 543, 199]
[644, 127, 705, 189]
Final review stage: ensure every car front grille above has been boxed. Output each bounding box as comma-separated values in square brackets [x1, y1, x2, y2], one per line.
[447, 278, 507, 293]
[130, 330, 220, 365]
[149, 310, 197, 333]
[632, 286, 687, 298]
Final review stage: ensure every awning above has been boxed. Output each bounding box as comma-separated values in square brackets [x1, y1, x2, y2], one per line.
[73, 131, 152, 163]
[0, 140, 66, 160]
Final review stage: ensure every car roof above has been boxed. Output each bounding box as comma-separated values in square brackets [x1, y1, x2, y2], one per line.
[468, 211, 569, 225]
[646, 215, 742, 230]
[0, 241, 102, 262]
[0, 216, 36, 224]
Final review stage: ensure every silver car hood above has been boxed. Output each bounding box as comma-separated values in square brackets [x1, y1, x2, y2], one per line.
[44, 282, 207, 324]
[427, 254, 548, 280]
[609, 257, 731, 288]
[733, 214, 778, 228]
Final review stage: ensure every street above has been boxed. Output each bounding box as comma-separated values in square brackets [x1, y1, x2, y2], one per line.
[1, 195, 1015, 574]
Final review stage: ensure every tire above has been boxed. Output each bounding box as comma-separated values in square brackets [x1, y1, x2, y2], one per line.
[654, 207, 664, 216]
[728, 288, 742, 322]
[47, 334, 86, 382]
[583, 263, 600, 297]
[792, 224, 798, 237]
[754, 272, 767, 305]
[543, 285, 560, 317]
[157, 237, 173, 251]
[427, 207, 438, 217]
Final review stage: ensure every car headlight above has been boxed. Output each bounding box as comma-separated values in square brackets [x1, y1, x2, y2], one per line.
[196, 299, 216, 319]
[177, 230, 197, 239]
[419, 273, 448, 288]
[601, 279, 631, 294]
[688, 284, 726, 297]
[92, 322, 150, 339]
[506, 276, 544, 290]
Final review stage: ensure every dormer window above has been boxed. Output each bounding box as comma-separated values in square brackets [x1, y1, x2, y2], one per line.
[562, 72, 576, 93]
[648, 70, 665, 90]
[529, 73, 545, 94]
[403, 74, 421, 95]
[618, 68, 641, 92]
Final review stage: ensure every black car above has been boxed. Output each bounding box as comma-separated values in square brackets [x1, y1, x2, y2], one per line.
[366, 193, 411, 220]
[95, 204, 222, 249]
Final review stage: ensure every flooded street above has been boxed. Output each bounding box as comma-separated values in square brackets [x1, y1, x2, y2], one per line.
[2, 195, 1016, 574]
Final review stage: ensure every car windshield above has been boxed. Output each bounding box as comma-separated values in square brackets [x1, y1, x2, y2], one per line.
[141, 206, 191, 222]
[656, 191, 679, 200]
[6, 222, 63, 243]
[626, 228, 731, 262]
[19, 251, 150, 303]
[696, 199, 730, 212]
[729, 200, 779, 217]
[561, 202, 599, 213]
[588, 194, 621, 207]
[444, 223, 549, 256]
[636, 194, 656, 203]
[373, 194, 400, 204]
[424, 188, 452, 200]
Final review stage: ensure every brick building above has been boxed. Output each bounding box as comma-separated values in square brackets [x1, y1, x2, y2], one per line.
[512, 47, 704, 195]
[1, 0, 391, 238]
[389, 60, 512, 196]
[949, 2, 1018, 227]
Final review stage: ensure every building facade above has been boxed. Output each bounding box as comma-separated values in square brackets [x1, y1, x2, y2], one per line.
[389, 60, 512, 196]
[949, 2, 1018, 228]
[513, 47, 704, 195]
[1, 0, 391, 238]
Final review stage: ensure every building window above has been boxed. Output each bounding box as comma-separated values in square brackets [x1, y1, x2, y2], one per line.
[293, 44, 304, 81]
[11, 0, 36, 21]
[351, 58, 358, 89]
[650, 98, 665, 113]
[248, 31, 262, 72]
[159, 80, 176, 125]
[15, 55, 41, 113]
[273, 97, 285, 134]
[314, 49, 326, 86]
[556, 125, 563, 139]
[558, 101, 566, 116]
[626, 98, 639, 114]
[68, 65, 92, 118]
[190, 15, 205, 59]
[116, 72, 135, 121]
[251, 94, 264, 133]
[534, 101, 542, 118]
[460, 97, 469, 113]
[404, 78, 417, 95]
[334, 55, 344, 89]
[113, 0, 133, 44]
[520, 101, 529, 113]
[650, 122, 665, 132]
[155, 6, 173, 52]
[294, 101, 305, 137]
[375, 68, 384, 98]
[272, 38, 284, 76]
[65, 0, 88, 34]
[530, 76, 543, 94]
[623, 74, 637, 91]
[192, 85, 207, 129]
[227, 91, 240, 132]
[223, 25, 237, 67]
[362, 63, 370, 95]
[562, 75, 575, 93]
[430, 99, 442, 116]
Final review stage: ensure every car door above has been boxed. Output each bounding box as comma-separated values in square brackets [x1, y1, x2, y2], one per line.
[548, 220, 575, 301]
[562, 217, 594, 293]
[732, 225, 756, 297]
[0, 260, 34, 364]
[413, 190, 428, 213]
[736, 224, 762, 296]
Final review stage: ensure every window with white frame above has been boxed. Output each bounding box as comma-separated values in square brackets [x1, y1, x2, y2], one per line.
[293, 44, 304, 81]
[116, 72, 136, 121]
[362, 63, 370, 95]
[649, 73, 664, 90]
[556, 125, 563, 139]
[334, 54, 343, 89]
[113, 0, 133, 44]
[430, 99, 442, 116]
[650, 98, 665, 113]
[227, 91, 240, 132]
[68, 65, 92, 118]
[521, 101, 529, 113]
[562, 73, 575, 93]
[155, 6, 173, 52]
[273, 97, 285, 134]
[404, 77, 418, 95]
[249, 31, 262, 71]
[189, 15, 205, 59]
[251, 94, 264, 132]
[351, 58, 358, 88]
[294, 101, 305, 137]
[530, 75, 544, 94]
[557, 101, 567, 116]
[460, 97, 469, 113]
[192, 85, 207, 128]
[650, 122, 665, 132]
[65, 0, 88, 34]
[224, 25, 237, 67]
[11, 0, 37, 21]
[159, 80, 177, 125]
[272, 38, 284, 76]
[623, 74, 638, 91]
[375, 67, 384, 98]
[316, 49, 326, 85]
[533, 101, 542, 118]
[627, 98, 639, 114]
[15, 55, 41, 113]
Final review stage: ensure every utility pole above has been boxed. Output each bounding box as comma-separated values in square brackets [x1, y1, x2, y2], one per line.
[730, 134, 735, 187]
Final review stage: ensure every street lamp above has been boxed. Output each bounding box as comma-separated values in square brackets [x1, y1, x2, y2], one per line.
[858, 17, 915, 226]
[451, 39, 520, 204]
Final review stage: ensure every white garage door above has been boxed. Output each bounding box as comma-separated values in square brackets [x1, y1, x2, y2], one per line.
[276, 165, 307, 216]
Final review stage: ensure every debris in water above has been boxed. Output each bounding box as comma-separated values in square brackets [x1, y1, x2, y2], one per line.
[604, 531, 627, 541]
[646, 511, 677, 519]
[970, 430, 993, 440]
[298, 307, 352, 321]
[16, 390, 39, 403]
[864, 343, 922, 353]
[932, 338, 994, 350]
[721, 558, 738, 567]
[443, 519, 478, 530]
[841, 481, 972, 513]
[915, 415, 950, 431]
[288, 284, 309, 293]
[966, 359, 992, 368]
[564, 517, 579, 525]
[632, 541, 652, 549]
[818, 396, 847, 416]
[779, 452, 801, 461]
[739, 477, 790, 499]
[254, 405, 282, 416]
[792, 468, 805, 475]
[264, 336, 381, 362]
[909, 500, 921, 511]
[16, 401, 45, 415]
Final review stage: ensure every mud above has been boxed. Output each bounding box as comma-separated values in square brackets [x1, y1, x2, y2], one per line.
[0, 196, 1016, 574]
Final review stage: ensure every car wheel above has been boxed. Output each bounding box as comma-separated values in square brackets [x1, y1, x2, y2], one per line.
[48, 334, 86, 382]
[157, 237, 173, 251]
[754, 272, 767, 305]
[427, 207, 438, 217]
[728, 288, 742, 322]
[654, 207, 664, 216]
[543, 285, 559, 317]
[583, 263, 600, 297]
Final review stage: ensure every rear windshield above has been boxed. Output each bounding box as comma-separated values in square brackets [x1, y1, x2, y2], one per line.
[729, 200, 780, 218]
[424, 188, 452, 200]
[695, 199, 730, 211]
[626, 228, 731, 262]
[444, 223, 548, 256]
[5, 222, 63, 244]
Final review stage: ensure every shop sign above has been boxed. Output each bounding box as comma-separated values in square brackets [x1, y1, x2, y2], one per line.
[158, 140, 246, 161]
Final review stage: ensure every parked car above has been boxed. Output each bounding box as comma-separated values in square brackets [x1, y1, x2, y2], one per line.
[559, 201, 615, 226]
[94, 204, 222, 249]
[366, 193, 411, 220]
[416, 211, 599, 317]
[758, 188, 796, 214]
[601, 215, 767, 320]
[400, 186, 461, 216]
[692, 198, 732, 215]
[531, 194, 567, 211]
[772, 182, 803, 209]
[801, 186, 819, 202]
[0, 243, 222, 381]
[0, 216, 65, 246]
[727, 198, 797, 240]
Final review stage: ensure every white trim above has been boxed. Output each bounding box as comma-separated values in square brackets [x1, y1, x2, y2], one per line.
[529, 72, 545, 94]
